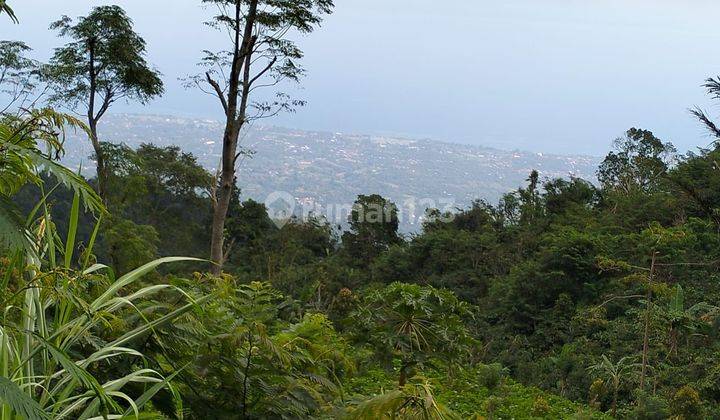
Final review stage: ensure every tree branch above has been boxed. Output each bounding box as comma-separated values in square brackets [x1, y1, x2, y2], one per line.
[206, 72, 228, 115]
[248, 56, 277, 88]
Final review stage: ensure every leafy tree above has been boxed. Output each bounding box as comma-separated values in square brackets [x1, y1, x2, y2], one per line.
[45, 5, 164, 200]
[189, 0, 334, 273]
[102, 143, 213, 258]
[342, 194, 402, 263]
[670, 385, 703, 419]
[0, 41, 40, 112]
[226, 195, 277, 255]
[100, 215, 159, 275]
[658, 284, 714, 358]
[351, 283, 475, 386]
[543, 177, 597, 222]
[667, 147, 720, 227]
[588, 355, 640, 417]
[597, 128, 676, 195]
[156, 280, 348, 418]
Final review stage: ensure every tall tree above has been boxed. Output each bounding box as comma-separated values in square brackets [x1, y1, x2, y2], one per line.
[0, 41, 40, 113]
[597, 128, 676, 195]
[45, 5, 163, 200]
[342, 194, 401, 263]
[189, 0, 333, 274]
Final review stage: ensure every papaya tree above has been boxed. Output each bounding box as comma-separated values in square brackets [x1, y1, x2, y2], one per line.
[350, 283, 475, 387]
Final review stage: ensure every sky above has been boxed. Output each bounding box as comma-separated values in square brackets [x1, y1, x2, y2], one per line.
[4, 0, 720, 155]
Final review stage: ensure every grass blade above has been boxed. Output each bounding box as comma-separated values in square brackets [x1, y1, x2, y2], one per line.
[64, 192, 80, 268]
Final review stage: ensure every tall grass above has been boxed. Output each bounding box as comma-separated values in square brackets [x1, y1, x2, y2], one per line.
[0, 186, 209, 419]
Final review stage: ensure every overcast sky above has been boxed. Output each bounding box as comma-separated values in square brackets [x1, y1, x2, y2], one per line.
[4, 0, 720, 154]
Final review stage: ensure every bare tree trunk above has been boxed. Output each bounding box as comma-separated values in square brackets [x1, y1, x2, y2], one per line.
[88, 120, 107, 201]
[640, 252, 657, 390]
[210, 124, 240, 275]
[611, 385, 618, 418]
[399, 365, 407, 387]
[87, 38, 107, 202]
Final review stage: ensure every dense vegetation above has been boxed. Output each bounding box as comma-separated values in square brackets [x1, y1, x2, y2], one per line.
[3, 1, 720, 419]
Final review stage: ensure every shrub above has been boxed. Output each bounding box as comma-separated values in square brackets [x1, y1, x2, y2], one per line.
[670, 385, 702, 419]
[630, 392, 670, 420]
[477, 363, 506, 389]
[532, 396, 551, 416]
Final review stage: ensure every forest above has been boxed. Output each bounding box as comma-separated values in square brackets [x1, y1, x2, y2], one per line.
[3, 1, 720, 419]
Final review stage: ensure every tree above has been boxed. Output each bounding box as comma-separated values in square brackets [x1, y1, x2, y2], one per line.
[588, 355, 641, 417]
[189, 0, 334, 274]
[156, 280, 348, 418]
[659, 284, 714, 358]
[0, 41, 41, 113]
[342, 194, 401, 263]
[597, 128, 676, 195]
[350, 283, 474, 387]
[667, 147, 720, 227]
[45, 5, 164, 200]
[102, 143, 213, 257]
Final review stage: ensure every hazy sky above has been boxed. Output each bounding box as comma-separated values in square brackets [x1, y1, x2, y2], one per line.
[5, 0, 720, 155]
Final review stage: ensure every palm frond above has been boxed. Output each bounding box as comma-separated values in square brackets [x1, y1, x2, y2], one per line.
[690, 106, 720, 141]
[0, 1, 17, 24]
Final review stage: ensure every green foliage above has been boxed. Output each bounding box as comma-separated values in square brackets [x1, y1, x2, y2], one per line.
[344, 366, 608, 419]
[0, 108, 102, 253]
[0, 40, 40, 110]
[670, 385, 703, 419]
[476, 363, 506, 390]
[346, 378, 460, 420]
[629, 392, 670, 420]
[597, 128, 675, 195]
[588, 355, 641, 416]
[0, 377, 48, 420]
[342, 194, 401, 263]
[155, 279, 350, 418]
[0, 191, 205, 417]
[45, 5, 164, 110]
[350, 282, 475, 386]
[103, 143, 212, 258]
[100, 215, 159, 275]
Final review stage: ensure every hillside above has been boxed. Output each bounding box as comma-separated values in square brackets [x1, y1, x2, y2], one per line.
[62, 114, 600, 230]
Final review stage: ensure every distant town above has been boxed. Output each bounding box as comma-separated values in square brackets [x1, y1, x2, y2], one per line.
[63, 114, 600, 230]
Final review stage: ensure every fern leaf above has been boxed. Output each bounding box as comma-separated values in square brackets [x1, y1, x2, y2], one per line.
[0, 376, 49, 420]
